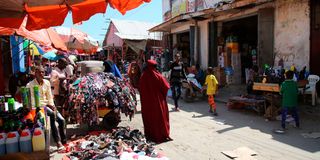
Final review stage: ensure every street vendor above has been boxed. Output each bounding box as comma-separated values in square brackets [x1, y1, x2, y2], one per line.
[27, 66, 67, 149]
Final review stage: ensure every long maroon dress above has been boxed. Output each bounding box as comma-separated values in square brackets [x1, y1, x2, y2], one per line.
[139, 60, 171, 143]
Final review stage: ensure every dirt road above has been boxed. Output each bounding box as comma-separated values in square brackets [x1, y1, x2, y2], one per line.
[120, 97, 320, 160]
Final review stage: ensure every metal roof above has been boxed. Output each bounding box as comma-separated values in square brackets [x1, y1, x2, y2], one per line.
[110, 19, 162, 41]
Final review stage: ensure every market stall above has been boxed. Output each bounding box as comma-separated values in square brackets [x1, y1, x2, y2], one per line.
[68, 72, 137, 130]
[0, 87, 50, 157]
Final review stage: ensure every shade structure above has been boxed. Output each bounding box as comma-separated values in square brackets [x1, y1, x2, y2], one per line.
[43, 50, 64, 61]
[0, 0, 152, 31]
[0, 18, 68, 52]
[55, 27, 99, 54]
[23, 42, 45, 56]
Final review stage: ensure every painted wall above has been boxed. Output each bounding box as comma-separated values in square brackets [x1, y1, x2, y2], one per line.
[198, 20, 209, 69]
[274, 0, 310, 70]
[105, 23, 123, 47]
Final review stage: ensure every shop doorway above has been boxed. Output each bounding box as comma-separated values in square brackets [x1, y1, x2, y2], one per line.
[222, 16, 258, 84]
[176, 32, 190, 66]
[311, 0, 320, 93]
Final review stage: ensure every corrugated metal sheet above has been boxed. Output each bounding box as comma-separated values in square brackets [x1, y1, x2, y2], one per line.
[111, 19, 162, 41]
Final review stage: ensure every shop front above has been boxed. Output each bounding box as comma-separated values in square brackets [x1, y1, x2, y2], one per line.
[310, 0, 320, 93]
[175, 31, 191, 66]
[219, 15, 258, 84]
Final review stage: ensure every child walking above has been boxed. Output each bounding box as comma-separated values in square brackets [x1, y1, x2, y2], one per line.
[280, 70, 300, 130]
[203, 67, 219, 116]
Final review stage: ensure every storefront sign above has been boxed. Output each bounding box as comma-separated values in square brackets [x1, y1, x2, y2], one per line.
[162, 0, 171, 21]
[197, 0, 224, 11]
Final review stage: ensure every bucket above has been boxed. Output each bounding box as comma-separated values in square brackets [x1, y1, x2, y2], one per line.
[32, 127, 45, 151]
[5, 131, 19, 154]
[19, 129, 32, 153]
[0, 133, 6, 155]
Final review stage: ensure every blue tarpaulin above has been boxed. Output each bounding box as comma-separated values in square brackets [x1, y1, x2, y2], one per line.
[10, 36, 25, 73]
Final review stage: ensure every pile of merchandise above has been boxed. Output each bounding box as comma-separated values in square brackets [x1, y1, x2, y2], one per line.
[63, 127, 169, 160]
[68, 72, 137, 125]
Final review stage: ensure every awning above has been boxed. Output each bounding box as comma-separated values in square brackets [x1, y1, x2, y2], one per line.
[124, 40, 147, 54]
[149, 0, 273, 32]
[0, 0, 152, 30]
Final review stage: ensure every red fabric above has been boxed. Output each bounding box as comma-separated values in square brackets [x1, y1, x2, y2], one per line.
[25, 4, 69, 30]
[109, 0, 151, 15]
[72, 0, 107, 24]
[0, 27, 15, 35]
[0, 17, 24, 29]
[139, 60, 170, 143]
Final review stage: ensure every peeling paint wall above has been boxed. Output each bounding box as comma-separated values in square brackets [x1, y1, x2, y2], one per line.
[274, 0, 310, 70]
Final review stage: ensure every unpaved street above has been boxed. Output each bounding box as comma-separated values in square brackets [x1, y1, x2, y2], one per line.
[120, 97, 320, 160]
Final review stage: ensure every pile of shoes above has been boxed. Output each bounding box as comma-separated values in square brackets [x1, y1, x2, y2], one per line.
[68, 72, 137, 125]
[65, 127, 169, 160]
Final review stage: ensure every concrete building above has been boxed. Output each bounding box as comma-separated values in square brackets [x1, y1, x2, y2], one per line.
[151, 0, 320, 86]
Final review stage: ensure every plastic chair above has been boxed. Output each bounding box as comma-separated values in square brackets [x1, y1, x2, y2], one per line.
[304, 75, 319, 106]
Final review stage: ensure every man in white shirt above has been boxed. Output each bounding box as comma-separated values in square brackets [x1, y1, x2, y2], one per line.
[27, 66, 66, 149]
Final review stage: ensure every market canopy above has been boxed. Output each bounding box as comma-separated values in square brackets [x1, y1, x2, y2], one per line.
[0, 19, 68, 51]
[0, 0, 152, 30]
[55, 27, 99, 54]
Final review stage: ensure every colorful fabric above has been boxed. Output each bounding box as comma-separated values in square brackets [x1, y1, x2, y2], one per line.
[139, 60, 170, 143]
[205, 74, 218, 95]
[69, 72, 136, 125]
[280, 80, 298, 108]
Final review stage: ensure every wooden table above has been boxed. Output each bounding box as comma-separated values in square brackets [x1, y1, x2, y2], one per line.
[253, 83, 280, 119]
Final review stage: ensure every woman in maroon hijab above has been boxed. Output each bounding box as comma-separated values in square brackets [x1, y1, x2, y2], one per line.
[139, 60, 172, 143]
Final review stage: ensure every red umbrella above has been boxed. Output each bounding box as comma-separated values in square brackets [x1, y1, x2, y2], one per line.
[0, 18, 67, 51]
[0, 0, 152, 31]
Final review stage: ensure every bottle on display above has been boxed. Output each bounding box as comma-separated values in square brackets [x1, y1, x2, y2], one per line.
[21, 87, 31, 109]
[33, 85, 40, 108]
[19, 128, 32, 153]
[0, 96, 5, 112]
[8, 98, 15, 113]
[5, 131, 20, 154]
[0, 132, 6, 155]
[32, 127, 46, 151]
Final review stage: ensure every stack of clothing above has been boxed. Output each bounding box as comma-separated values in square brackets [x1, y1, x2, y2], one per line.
[68, 72, 137, 125]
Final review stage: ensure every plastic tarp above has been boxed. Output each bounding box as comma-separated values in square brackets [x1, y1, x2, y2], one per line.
[10, 36, 25, 73]
[55, 27, 98, 54]
[124, 40, 147, 54]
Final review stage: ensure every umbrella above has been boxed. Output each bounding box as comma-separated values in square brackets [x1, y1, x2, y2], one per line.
[55, 27, 99, 54]
[0, 18, 67, 51]
[42, 50, 64, 61]
[23, 41, 45, 56]
[0, 0, 152, 31]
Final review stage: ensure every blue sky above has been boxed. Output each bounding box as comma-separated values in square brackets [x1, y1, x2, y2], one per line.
[61, 0, 162, 42]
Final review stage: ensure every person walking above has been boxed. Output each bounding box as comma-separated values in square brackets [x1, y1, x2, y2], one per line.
[139, 60, 172, 143]
[280, 70, 300, 130]
[169, 53, 187, 111]
[202, 67, 219, 116]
